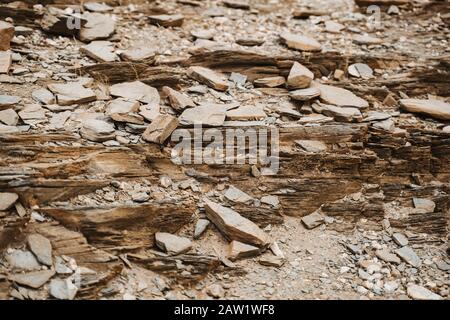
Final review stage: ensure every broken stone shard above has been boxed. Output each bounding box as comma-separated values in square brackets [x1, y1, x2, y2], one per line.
[412, 198, 435, 213]
[287, 62, 314, 89]
[32, 88, 55, 105]
[109, 81, 160, 106]
[203, 198, 269, 247]
[50, 278, 78, 300]
[0, 50, 12, 73]
[407, 284, 443, 300]
[253, 76, 285, 88]
[163, 86, 195, 111]
[295, 140, 327, 153]
[27, 234, 53, 266]
[47, 83, 97, 106]
[301, 212, 325, 229]
[312, 82, 369, 109]
[0, 192, 19, 210]
[392, 233, 408, 246]
[290, 87, 321, 101]
[259, 256, 285, 267]
[120, 46, 156, 62]
[348, 63, 373, 79]
[400, 99, 450, 121]
[79, 12, 115, 42]
[155, 232, 192, 255]
[80, 119, 116, 142]
[6, 250, 40, 271]
[228, 240, 260, 261]
[0, 108, 18, 126]
[179, 104, 227, 126]
[0, 21, 14, 51]
[194, 219, 210, 239]
[226, 106, 267, 121]
[224, 186, 253, 203]
[187, 66, 229, 92]
[8, 270, 55, 289]
[148, 14, 184, 28]
[280, 32, 322, 51]
[142, 114, 179, 144]
[375, 249, 401, 264]
[395, 246, 421, 268]
[80, 41, 118, 63]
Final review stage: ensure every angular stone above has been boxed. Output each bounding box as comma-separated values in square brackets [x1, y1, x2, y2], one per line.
[27, 234, 53, 266]
[376, 249, 401, 264]
[191, 29, 215, 40]
[392, 233, 408, 246]
[412, 198, 435, 212]
[395, 246, 421, 268]
[261, 195, 279, 207]
[312, 83, 369, 108]
[79, 12, 115, 42]
[290, 87, 321, 101]
[49, 111, 71, 130]
[80, 119, 116, 142]
[139, 104, 160, 122]
[301, 212, 324, 229]
[363, 111, 391, 122]
[254, 76, 285, 88]
[353, 34, 383, 45]
[0, 192, 18, 210]
[0, 21, 14, 51]
[228, 240, 260, 261]
[407, 284, 443, 300]
[287, 62, 314, 89]
[194, 219, 210, 239]
[187, 66, 229, 92]
[348, 63, 373, 79]
[41, 9, 87, 37]
[18, 104, 46, 121]
[0, 95, 21, 109]
[0, 124, 18, 133]
[32, 88, 55, 105]
[80, 41, 117, 62]
[106, 98, 140, 115]
[148, 14, 184, 27]
[295, 140, 327, 153]
[179, 103, 227, 126]
[224, 186, 253, 203]
[259, 256, 285, 267]
[142, 114, 179, 144]
[0, 108, 18, 126]
[372, 118, 395, 132]
[313, 103, 362, 122]
[120, 46, 156, 62]
[6, 250, 40, 271]
[226, 106, 266, 121]
[155, 232, 192, 255]
[110, 112, 144, 125]
[84, 2, 113, 12]
[223, 0, 250, 9]
[162, 86, 195, 111]
[0, 50, 12, 73]
[109, 81, 160, 106]
[400, 99, 450, 121]
[49, 278, 78, 300]
[207, 284, 225, 298]
[280, 32, 322, 51]
[236, 37, 265, 46]
[48, 83, 96, 106]
[204, 198, 269, 247]
[325, 21, 345, 33]
[9, 270, 55, 289]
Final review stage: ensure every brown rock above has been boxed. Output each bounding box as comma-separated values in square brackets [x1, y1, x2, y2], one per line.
[290, 87, 321, 101]
[109, 81, 160, 106]
[187, 66, 229, 92]
[80, 119, 116, 142]
[254, 76, 286, 88]
[287, 62, 314, 89]
[179, 103, 227, 126]
[120, 46, 156, 62]
[155, 232, 192, 255]
[47, 82, 97, 106]
[280, 32, 322, 51]
[27, 234, 53, 266]
[0, 108, 18, 126]
[148, 14, 184, 27]
[400, 99, 450, 121]
[162, 86, 195, 111]
[0, 50, 12, 74]
[79, 12, 115, 42]
[312, 82, 369, 109]
[80, 41, 117, 62]
[301, 212, 324, 229]
[226, 106, 266, 121]
[142, 114, 179, 144]
[228, 240, 260, 261]
[0, 192, 18, 211]
[0, 21, 14, 51]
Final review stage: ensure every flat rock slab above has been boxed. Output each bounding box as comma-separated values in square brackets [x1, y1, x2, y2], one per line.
[0, 95, 21, 109]
[0, 192, 18, 210]
[0, 124, 19, 134]
[49, 278, 78, 300]
[187, 66, 229, 92]
[400, 99, 450, 121]
[80, 119, 116, 142]
[407, 284, 443, 300]
[290, 87, 321, 101]
[259, 256, 285, 267]
[412, 197, 435, 212]
[194, 219, 210, 239]
[18, 104, 46, 121]
[254, 76, 286, 88]
[204, 198, 269, 247]
[228, 240, 260, 261]
[224, 186, 253, 203]
[120, 46, 156, 62]
[6, 250, 40, 271]
[287, 62, 314, 89]
[84, 2, 113, 13]
[0, 21, 14, 51]
[8, 270, 55, 289]
[179, 104, 227, 126]
[280, 32, 322, 51]
[353, 34, 383, 45]
[313, 103, 362, 123]
[301, 212, 324, 229]
[162, 86, 195, 111]
[32, 88, 55, 105]
[312, 82, 369, 108]
[0, 108, 18, 126]
[155, 232, 192, 255]
[395, 246, 421, 267]
[27, 234, 53, 266]
[348, 63, 373, 79]
[106, 98, 140, 115]
[0, 50, 12, 73]
[47, 83, 97, 106]
[392, 233, 408, 246]
[109, 81, 160, 106]
[376, 249, 401, 264]
[226, 106, 266, 121]
[79, 12, 115, 42]
[148, 14, 184, 27]
[295, 140, 327, 153]
[142, 114, 179, 144]
[80, 41, 118, 62]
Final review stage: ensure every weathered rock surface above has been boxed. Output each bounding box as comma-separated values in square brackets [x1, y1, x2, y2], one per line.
[0, 21, 14, 51]
[148, 14, 184, 27]
[312, 83, 369, 108]
[0, 192, 19, 210]
[109, 81, 160, 106]
[187, 66, 229, 91]
[80, 41, 118, 63]
[142, 114, 179, 144]
[400, 99, 450, 120]
[280, 32, 322, 51]
[0, 50, 11, 73]
[47, 83, 96, 106]
[0, 108, 18, 126]
[79, 12, 115, 42]
[163, 86, 195, 111]
[407, 284, 443, 300]
[395, 246, 421, 268]
[301, 212, 325, 229]
[228, 240, 260, 261]
[287, 62, 314, 89]
[80, 119, 116, 142]
[8, 270, 55, 289]
[49, 278, 78, 300]
[155, 232, 192, 255]
[27, 234, 53, 266]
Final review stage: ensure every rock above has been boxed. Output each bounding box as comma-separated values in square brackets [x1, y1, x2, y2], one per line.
[224, 185, 253, 203]
[236, 37, 265, 46]
[206, 284, 225, 298]
[162, 86, 195, 111]
[179, 103, 227, 126]
[18, 104, 46, 121]
[80, 41, 117, 62]
[384, 281, 399, 293]
[49, 278, 78, 300]
[363, 111, 391, 122]
[0, 21, 14, 51]
[312, 83, 369, 108]
[194, 219, 210, 239]
[0, 50, 11, 74]
[407, 284, 443, 300]
[295, 140, 327, 153]
[353, 34, 383, 45]
[155, 232, 192, 255]
[41, 9, 87, 36]
[0, 95, 21, 109]
[109, 81, 160, 106]
[142, 114, 179, 144]
[0, 124, 19, 134]
[106, 98, 140, 115]
[8, 270, 55, 289]
[80, 119, 116, 142]
[376, 249, 401, 264]
[187, 66, 229, 92]
[392, 233, 408, 246]
[84, 2, 113, 13]
[203, 198, 269, 247]
[0, 108, 18, 126]
[313, 103, 362, 122]
[287, 62, 314, 89]
[412, 198, 436, 212]
[395, 246, 421, 268]
[325, 21, 345, 33]
[261, 195, 279, 207]
[47, 83, 97, 106]
[6, 250, 40, 270]
[139, 104, 160, 122]
[400, 99, 450, 120]
[280, 32, 322, 51]
[290, 87, 321, 101]
[148, 14, 184, 27]
[348, 63, 373, 79]
[442, 126, 450, 133]
[191, 29, 215, 40]
[372, 119, 395, 132]
[49, 111, 71, 130]
[259, 256, 285, 267]
[120, 46, 156, 62]
[79, 12, 115, 42]
[0, 192, 18, 210]
[254, 76, 286, 88]
[228, 240, 260, 261]
[27, 234, 53, 266]
[32, 89, 55, 105]
[223, 0, 250, 9]
[226, 106, 266, 121]
[301, 212, 324, 229]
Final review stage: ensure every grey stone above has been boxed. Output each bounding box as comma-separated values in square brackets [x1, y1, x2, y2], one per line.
[6, 250, 40, 270]
[155, 232, 192, 255]
[412, 198, 435, 213]
[8, 270, 55, 289]
[301, 212, 325, 229]
[0, 192, 19, 210]
[27, 234, 53, 266]
[194, 219, 210, 239]
[392, 233, 408, 246]
[395, 246, 421, 268]
[49, 278, 78, 300]
[407, 284, 442, 300]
